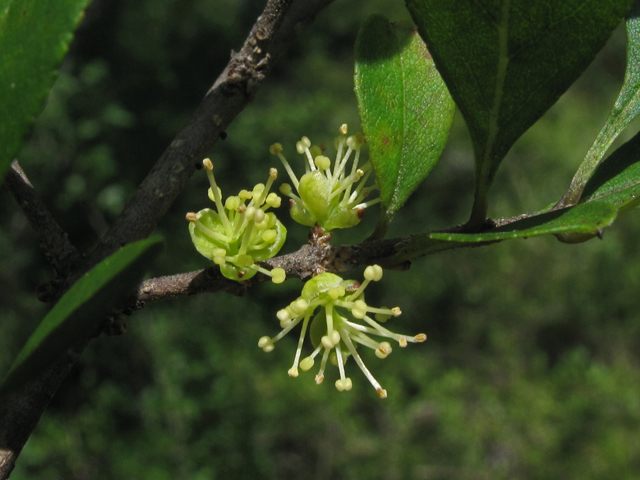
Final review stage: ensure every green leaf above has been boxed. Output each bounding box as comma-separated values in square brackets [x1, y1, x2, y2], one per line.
[560, 0, 640, 206]
[0, 0, 90, 180]
[1, 237, 163, 394]
[406, 0, 633, 227]
[430, 202, 618, 243]
[580, 129, 640, 213]
[354, 15, 455, 235]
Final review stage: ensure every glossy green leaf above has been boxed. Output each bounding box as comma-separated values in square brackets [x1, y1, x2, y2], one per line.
[580, 129, 640, 212]
[354, 14, 455, 235]
[560, 0, 640, 206]
[406, 0, 633, 227]
[0, 0, 90, 180]
[1, 237, 163, 393]
[430, 202, 618, 243]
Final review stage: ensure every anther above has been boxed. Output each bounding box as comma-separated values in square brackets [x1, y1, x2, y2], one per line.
[276, 309, 291, 323]
[258, 336, 274, 352]
[245, 206, 256, 220]
[280, 184, 292, 195]
[314, 155, 331, 170]
[300, 357, 314, 371]
[225, 196, 241, 211]
[310, 145, 323, 159]
[266, 192, 281, 208]
[296, 136, 311, 153]
[212, 248, 227, 258]
[253, 209, 265, 224]
[269, 143, 283, 155]
[262, 230, 277, 243]
[290, 299, 309, 316]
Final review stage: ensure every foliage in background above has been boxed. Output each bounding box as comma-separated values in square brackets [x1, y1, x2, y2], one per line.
[2, 0, 640, 479]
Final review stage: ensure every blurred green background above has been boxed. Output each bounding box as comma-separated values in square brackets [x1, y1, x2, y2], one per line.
[2, 0, 640, 478]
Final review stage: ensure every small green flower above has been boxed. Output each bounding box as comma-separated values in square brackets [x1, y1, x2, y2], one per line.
[270, 124, 380, 231]
[187, 158, 286, 283]
[258, 265, 426, 398]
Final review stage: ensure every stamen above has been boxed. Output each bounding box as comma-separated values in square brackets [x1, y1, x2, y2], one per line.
[232, 209, 249, 238]
[332, 150, 349, 183]
[345, 169, 374, 207]
[348, 140, 362, 174]
[316, 348, 331, 384]
[274, 151, 299, 190]
[203, 159, 233, 235]
[347, 277, 372, 301]
[279, 184, 303, 203]
[309, 344, 323, 360]
[333, 135, 346, 178]
[360, 314, 414, 343]
[358, 198, 382, 209]
[341, 324, 380, 350]
[290, 314, 312, 377]
[335, 342, 346, 381]
[269, 315, 305, 344]
[194, 219, 231, 244]
[328, 173, 362, 201]
[238, 219, 255, 255]
[304, 147, 315, 171]
[325, 303, 335, 337]
[340, 329, 386, 397]
[363, 305, 397, 316]
[248, 240, 272, 250]
[256, 168, 277, 206]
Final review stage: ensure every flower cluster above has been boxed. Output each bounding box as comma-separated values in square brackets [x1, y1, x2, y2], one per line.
[258, 265, 426, 398]
[187, 158, 286, 282]
[187, 127, 428, 397]
[270, 124, 380, 232]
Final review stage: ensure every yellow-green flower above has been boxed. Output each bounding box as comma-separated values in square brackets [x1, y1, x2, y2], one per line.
[258, 265, 426, 397]
[270, 124, 380, 231]
[187, 158, 286, 283]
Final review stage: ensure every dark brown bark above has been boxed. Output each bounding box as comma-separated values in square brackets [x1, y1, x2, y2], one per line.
[3, 162, 81, 283]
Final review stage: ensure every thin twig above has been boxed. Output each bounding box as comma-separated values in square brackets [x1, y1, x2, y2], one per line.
[3, 161, 81, 283]
[128, 230, 488, 307]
